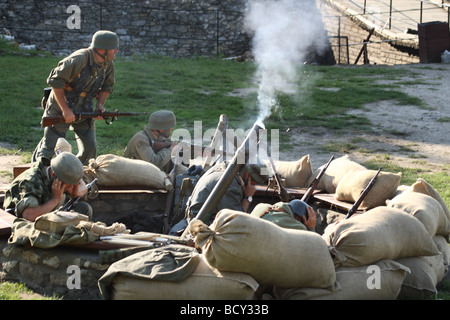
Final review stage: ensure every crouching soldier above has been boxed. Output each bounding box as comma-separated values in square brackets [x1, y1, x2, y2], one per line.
[251, 199, 316, 231]
[3, 152, 92, 222]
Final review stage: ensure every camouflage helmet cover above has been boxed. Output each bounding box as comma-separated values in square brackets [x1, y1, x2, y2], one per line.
[51, 152, 84, 185]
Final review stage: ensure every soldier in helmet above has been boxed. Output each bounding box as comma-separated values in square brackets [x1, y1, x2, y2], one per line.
[169, 160, 269, 235]
[124, 110, 178, 174]
[32, 30, 119, 165]
[3, 152, 93, 222]
[250, 199, 317, 231]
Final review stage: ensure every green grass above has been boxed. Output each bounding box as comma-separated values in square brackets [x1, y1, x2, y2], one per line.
[0, 281, 61, 300]
[0, 39, 449, 299]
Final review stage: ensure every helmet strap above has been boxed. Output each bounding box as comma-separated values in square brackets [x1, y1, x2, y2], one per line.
[94, 48, 108, 62]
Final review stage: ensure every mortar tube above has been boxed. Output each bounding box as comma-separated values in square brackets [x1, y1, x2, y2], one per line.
[179, 123, 262, 240]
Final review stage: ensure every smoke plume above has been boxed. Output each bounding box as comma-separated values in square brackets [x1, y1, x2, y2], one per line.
[244, 0, 328, 124]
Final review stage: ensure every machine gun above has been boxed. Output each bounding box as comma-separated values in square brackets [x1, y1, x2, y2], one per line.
[60, 178, 98, 212]
[344, 167, 382, 219]
[301, 155, 335, 203]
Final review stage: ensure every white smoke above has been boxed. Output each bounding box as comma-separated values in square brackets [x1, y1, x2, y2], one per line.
[244, 0, 328, 123]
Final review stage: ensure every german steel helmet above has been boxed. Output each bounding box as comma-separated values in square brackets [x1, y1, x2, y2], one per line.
[147, 110, 176, 130]
[288, 199, 308, 219]
[91, 30, 119, 50]
[244, 161, 269, 185]
[51, 152, 84, 185]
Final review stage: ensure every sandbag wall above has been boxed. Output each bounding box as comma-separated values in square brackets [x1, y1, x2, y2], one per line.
[97, 155, 449, 300]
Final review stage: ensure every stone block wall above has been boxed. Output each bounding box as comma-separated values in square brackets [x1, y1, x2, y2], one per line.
[0, 0, 251, 58]
[318, 0, 420, 65]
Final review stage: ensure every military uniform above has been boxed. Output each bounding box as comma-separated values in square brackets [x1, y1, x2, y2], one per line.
[3, 161, 92, 219]
[33, 31, 118, 165]
[168, 162, 245, 235]
[250, 201, 310, 231]
[124, 110, 177, 174]
[124, 126, 174, 174]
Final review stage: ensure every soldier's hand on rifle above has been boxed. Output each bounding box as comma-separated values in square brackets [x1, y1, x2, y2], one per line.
[62, 108, 76, 123]
[301, 206, 316, 230]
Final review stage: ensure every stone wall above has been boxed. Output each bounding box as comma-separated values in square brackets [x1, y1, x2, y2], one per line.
[318, 0, 420, 65]
[0, 0, 251, 58]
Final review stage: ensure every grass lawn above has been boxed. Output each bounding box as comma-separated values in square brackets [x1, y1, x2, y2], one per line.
[0, 39, 449, 300]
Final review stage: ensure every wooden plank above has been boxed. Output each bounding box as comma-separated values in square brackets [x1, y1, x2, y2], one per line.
[313, 193, 363, 213]
[0, 208, 15, 237]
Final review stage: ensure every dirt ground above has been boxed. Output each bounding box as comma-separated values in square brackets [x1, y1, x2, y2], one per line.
[0, 63, 449, 192]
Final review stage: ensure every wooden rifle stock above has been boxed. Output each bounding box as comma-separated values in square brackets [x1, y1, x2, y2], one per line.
[344, 167, 382, 219]
[41, 111, 147, 128]
[301, 155, 335, 203]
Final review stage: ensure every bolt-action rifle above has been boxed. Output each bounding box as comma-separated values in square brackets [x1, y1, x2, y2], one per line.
[301, 155, 335, 203]
[41, 110, 147, 128]
[153, 140, 235, 159]
[60, 178, 98, 212]
[344, 167, 382, 219]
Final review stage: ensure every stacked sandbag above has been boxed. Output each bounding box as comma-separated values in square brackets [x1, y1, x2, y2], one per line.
[434, 235, 450, 274]
[188, 210, 336, 289]
[98, 245, 259, 300]
[307, 155, 366, 193]
[384, 178, 450, 299]
[272, 155, 312, 188]
[335, 169, 402, 210]
[273, 260, 410, 300]
[395, 254, 446, 299]
[322, 206, 440, 268]
[387, 189, 450, 238]
[84, 154, 173, 190]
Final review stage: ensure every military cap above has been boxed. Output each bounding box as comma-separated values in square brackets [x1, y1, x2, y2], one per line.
[51, 152, 84, 185]
[91, 30, 119, 50]
[147, 110, 176, 130]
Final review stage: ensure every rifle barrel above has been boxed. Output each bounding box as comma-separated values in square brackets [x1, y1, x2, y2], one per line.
[344, 167, 382, 219]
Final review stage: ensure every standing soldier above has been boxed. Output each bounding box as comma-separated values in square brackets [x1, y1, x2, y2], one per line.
[32, 30, 119, 165]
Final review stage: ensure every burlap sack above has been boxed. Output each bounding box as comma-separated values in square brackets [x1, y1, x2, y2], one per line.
[110, 254, 259, 300]
[397, 255, 446, 299]
[86, 154, 173, 190]
[387, 190, 450, 238]
[273, 155, 312, 188]
[335, 169, 402, 210]
[410, 178, 450, 219]
[188, 210, 336, 289]
[307, 155, 366, 193]
[322, 206, 440, 267]
[273, 259, 409, 300]
[34, 211, 89, 234]
[433, 235, 450, 274]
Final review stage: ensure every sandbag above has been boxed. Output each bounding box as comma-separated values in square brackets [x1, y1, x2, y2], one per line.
[409, 178, 450, 219]
[433, 235, 450, 274]
[110, 254, 259, 300]
[396, 255, 446, 299]
[335, 169, 402, 210]
[322, 206, 440, 267]
[34, 211, 89, 234]
[273, 259, 409, 300]
[307, 155, 366, 193]
[86, 154, 173, 190]
[188, 209, 336, 289]
[387, 190, 450, 238]
[273, 155, 312, 188]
